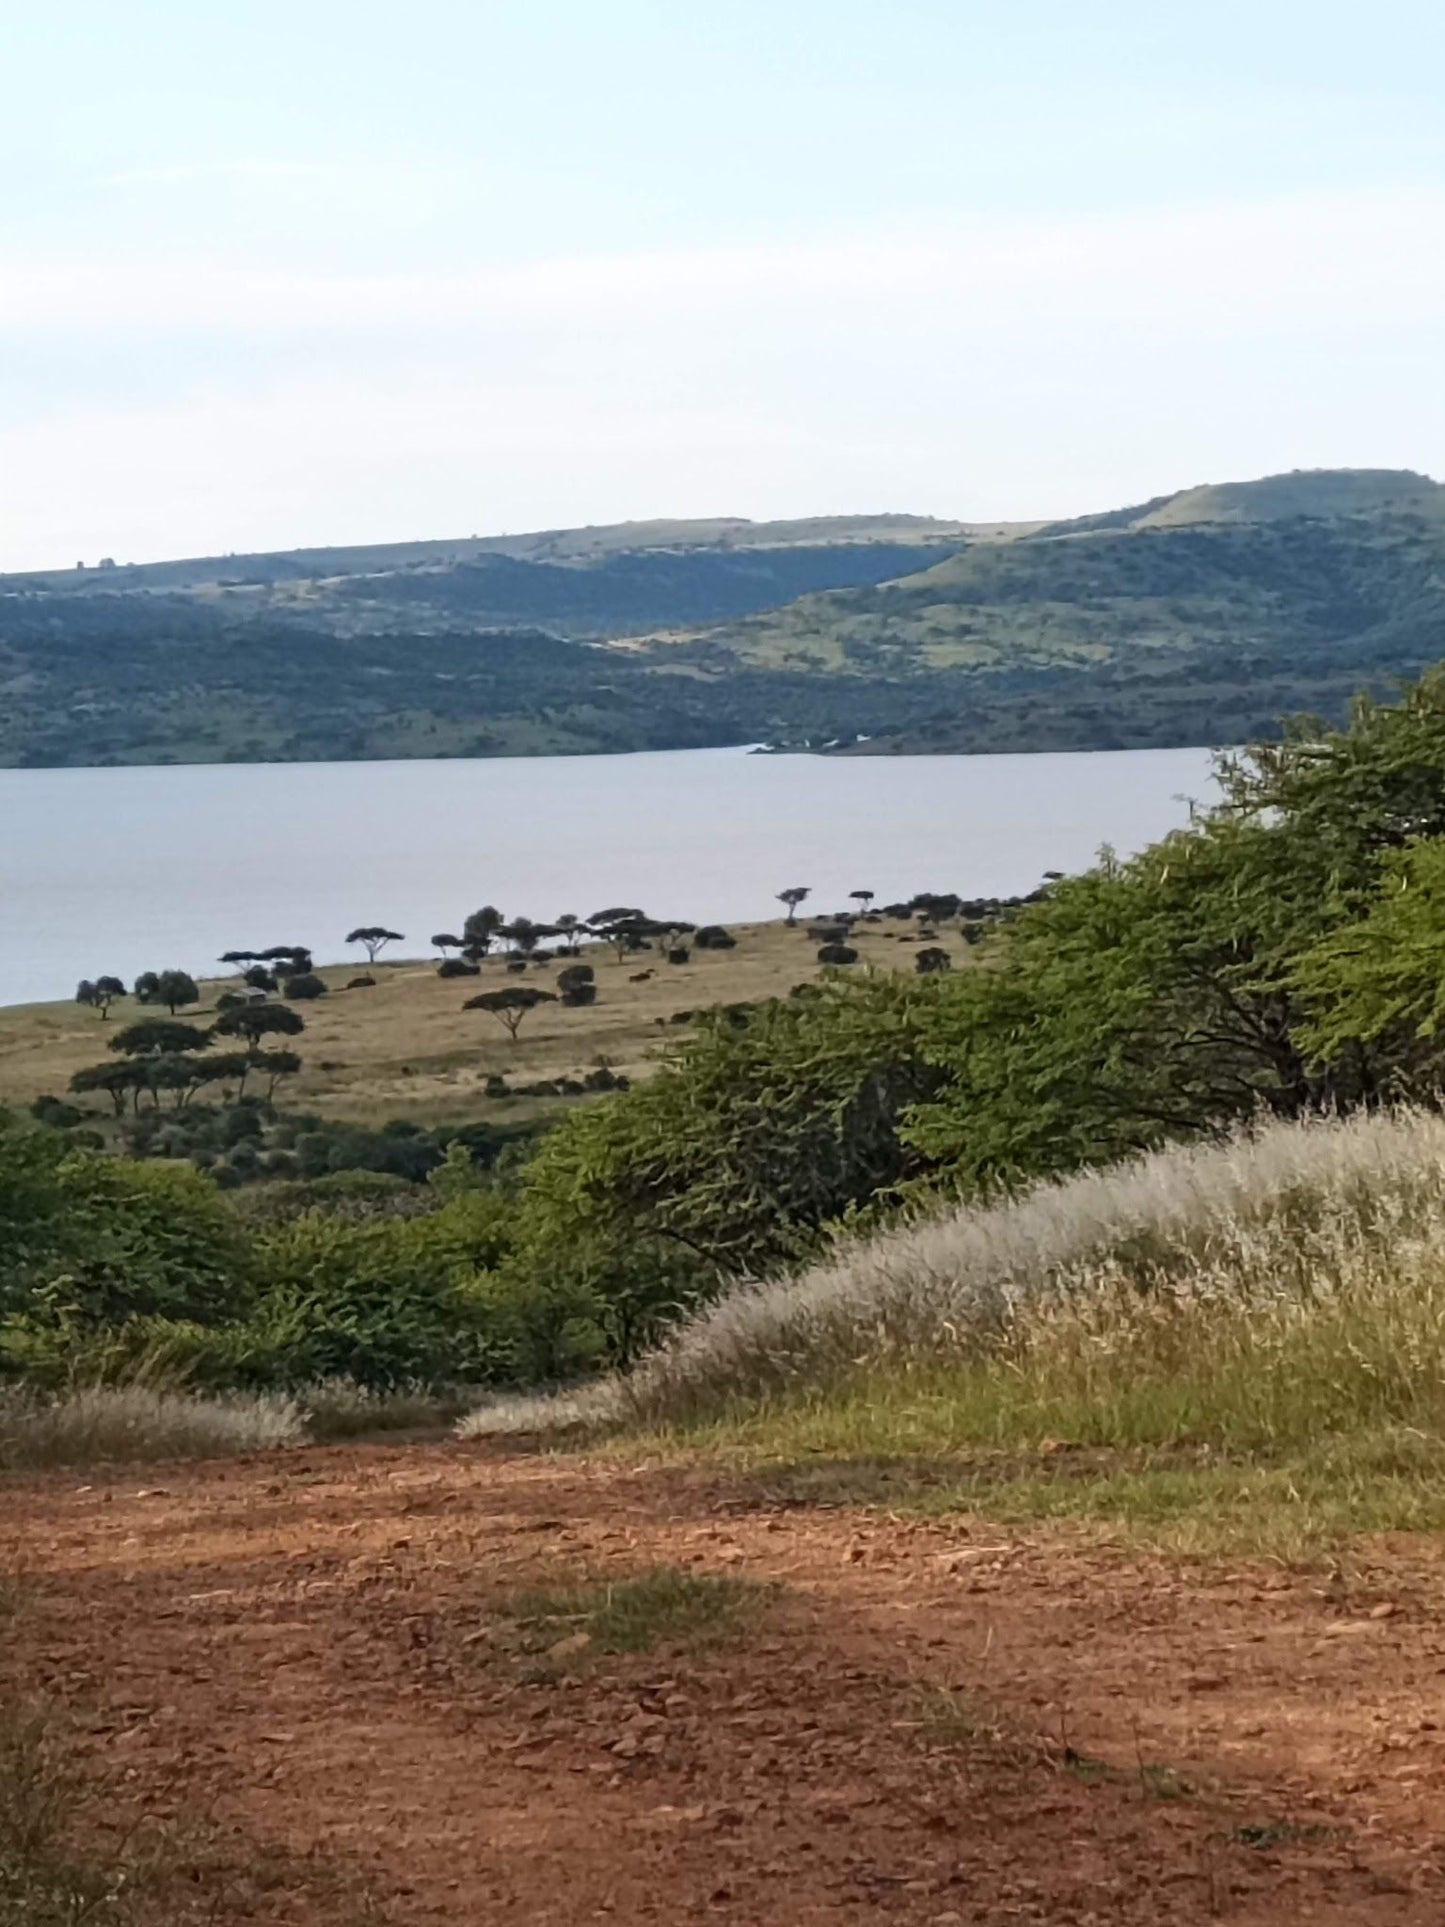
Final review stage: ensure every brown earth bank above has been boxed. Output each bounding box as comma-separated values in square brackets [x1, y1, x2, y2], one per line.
[4, 1441, 1445, 1924]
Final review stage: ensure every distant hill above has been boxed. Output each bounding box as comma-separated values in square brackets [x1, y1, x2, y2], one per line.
[662, 469, 1445, 753]
[1135, 468, 1442, 529]
[3, 514, 980, 595]
[1, 469, 1441, 767]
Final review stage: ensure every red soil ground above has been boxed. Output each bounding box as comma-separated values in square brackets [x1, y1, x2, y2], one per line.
[5, 1440, 1445, 1923]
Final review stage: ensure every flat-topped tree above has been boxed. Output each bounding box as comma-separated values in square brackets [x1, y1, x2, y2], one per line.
[76, 975, 126, 1019]
[255, 1048, 302, 1099]
[256, 945, 312, 977]
[849, 890, 875, 913]
[346, 926, 404, 966]
[190, 1050, 260, 1099]
[211, 1001, 305, 1056]
[463, 985, 556, 1043]
[69, 1059, 147, 1115]
[588, 908, 655, 964]
[109, 1018, 212, 1058]
[777, 886, 810, 925]
[431, 932, 464, 958]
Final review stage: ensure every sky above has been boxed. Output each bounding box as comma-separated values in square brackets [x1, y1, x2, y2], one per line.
[1, 1, 1441, 568]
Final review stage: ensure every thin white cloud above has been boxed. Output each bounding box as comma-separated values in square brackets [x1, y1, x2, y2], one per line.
[3, 189, 1442, 338]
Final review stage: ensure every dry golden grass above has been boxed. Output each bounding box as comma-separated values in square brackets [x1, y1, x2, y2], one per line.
[0, 917, 929, 1128]
[0, 1386, 306, 1471]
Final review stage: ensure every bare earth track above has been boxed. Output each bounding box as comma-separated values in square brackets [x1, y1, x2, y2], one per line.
[5, 1441, 1445, 1923]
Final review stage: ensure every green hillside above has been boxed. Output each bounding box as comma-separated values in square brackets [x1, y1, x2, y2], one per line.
[657, 470, 1445, 753]
[1, 469, 1441, 767]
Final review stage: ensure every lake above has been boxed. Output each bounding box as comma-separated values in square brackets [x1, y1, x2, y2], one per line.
[0, 745, 1219, 1007]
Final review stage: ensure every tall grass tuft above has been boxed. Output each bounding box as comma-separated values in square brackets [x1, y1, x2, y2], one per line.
[0, 1385, 305, 1471]
[621, 1108, 1445, 1432]
[464, 1111, 1445, 1473]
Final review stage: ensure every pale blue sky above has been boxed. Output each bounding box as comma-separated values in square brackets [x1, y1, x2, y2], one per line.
[2, 1, 1441, 566]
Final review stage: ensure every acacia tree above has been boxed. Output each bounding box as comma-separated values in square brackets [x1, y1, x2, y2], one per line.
[76, 975, 126, 1020]
[588, 908, 654, 964]
[211, 1002, 305, 1056]
[500, 917, 543, 958]
[849, 890, 875, 914]
[464, 985, 556, 1042]
[346, 926, 404, 965]
[109, 1018, 212, 1059]
[462, 906, 505, 960]
[135, 969, 195, 1010]
[255, 1049, 303, 1100]
[69, 1060, 146, 1115]
[146, 1053, 215, 1109]
[191, 1051, 261, 1100]
[153, 969, 199, 1014]
[431, 932, 464, 958]
[777, 887, 811, 925]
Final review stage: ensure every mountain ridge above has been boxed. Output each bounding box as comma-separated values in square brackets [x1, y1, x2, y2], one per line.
[2, 467, 1441, 768]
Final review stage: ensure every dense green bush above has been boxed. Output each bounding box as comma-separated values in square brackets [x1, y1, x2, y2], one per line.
[511, 670, 1445, 1293]
[513, 976, 946, 1278]
[0, 1121, 252, 1333]
[244, 1191, 515, 1388]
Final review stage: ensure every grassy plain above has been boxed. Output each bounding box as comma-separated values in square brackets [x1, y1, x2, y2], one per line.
[0, 916, 931, 1128]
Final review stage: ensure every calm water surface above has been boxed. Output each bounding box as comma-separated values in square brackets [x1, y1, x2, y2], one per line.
[0, 746, 1218, 1006]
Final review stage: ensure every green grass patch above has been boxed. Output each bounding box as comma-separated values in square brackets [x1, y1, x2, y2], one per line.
[497, 1566, 764, 1663]
[628, 1370, 1445, 1558]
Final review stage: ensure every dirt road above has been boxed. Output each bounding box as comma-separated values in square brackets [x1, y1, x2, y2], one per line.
[5, 1440, 1444, 1923]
